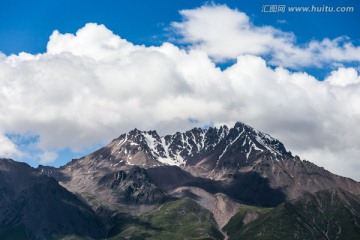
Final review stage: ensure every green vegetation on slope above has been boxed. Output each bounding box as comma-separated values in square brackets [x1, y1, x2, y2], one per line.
[108, 198, 224, 240]
[224, 188, 360, 240]
[223, 204, 272, 237]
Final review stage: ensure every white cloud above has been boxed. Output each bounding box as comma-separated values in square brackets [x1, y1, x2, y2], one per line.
[171, 5, 294, 62]
[39, 151, 58, 164]
[171, 5, 360, 68]
[0, 133, 22, 158]
[325, 67, 360, 86]
[47, 23, 144, 61]
[0, 20, 360, 181]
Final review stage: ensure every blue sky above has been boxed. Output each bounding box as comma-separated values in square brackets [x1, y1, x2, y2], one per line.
[0, 0, 360, 180]
[1, 0, 359, 79]
[1, 0, 359, 55]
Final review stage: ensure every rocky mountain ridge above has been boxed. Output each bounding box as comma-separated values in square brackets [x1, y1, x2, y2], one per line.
[37, 121, 360, 233]
[81, 122, 291, 170]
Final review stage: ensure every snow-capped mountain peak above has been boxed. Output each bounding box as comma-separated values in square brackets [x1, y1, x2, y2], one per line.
[111, 122, 291, 168]
[67, 122, 292, 175]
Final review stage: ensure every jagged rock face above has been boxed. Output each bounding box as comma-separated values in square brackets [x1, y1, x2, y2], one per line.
[98, 167, 166, 204]
[39, 165, 167, 213]
[0, 159, 105, 240]
[125, 122, 291, 170]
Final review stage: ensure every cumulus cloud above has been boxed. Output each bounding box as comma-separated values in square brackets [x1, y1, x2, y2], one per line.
[0, 19, 359, 180]
[47, 23, 144, 61]
[325, 67, 360, 86]
[171, 5, 360, 68]
[0, 133, 22, 158]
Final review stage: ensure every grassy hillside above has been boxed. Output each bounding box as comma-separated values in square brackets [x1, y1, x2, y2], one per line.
[108, 198, 223, 240]
[224, 188, 360, 240]
[223, 204, 273, 238]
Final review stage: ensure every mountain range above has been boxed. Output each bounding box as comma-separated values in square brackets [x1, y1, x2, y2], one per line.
[1, 121, 360, 239]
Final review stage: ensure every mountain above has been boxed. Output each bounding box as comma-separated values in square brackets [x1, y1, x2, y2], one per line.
[224, 188, 360, 240]
[53, 122, 291, 173]
[38, 121, 360, 230]
[1, 121, 359, 239]
[0, 158, 105, 240]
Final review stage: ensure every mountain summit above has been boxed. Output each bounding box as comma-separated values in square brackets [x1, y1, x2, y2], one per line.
[51, 122, 291, 175]
[38, 122, 360, 230]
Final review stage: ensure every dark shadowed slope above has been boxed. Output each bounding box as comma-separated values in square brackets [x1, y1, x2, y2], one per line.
[0, 158, 105, 240]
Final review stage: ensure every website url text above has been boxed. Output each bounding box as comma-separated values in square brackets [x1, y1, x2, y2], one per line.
[261, 5, 355, 13]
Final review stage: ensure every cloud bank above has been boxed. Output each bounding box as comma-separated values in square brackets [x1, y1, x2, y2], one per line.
[0, 5, 359, 180]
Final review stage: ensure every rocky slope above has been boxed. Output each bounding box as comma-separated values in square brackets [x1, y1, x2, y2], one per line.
[0, 158, 105, 240]
[169, 186, 240, 228]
